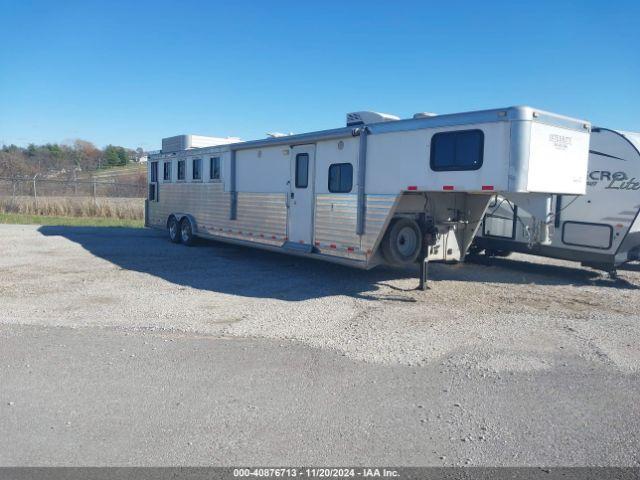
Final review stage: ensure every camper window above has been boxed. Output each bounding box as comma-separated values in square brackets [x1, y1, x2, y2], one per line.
[210, 157, 221, 180]
[163, 161, 172, 182]
[177, 160, 185, 181]
[430, 129, 484, 171]
[328, 163, 353, 193]
[295, 153, 309, 188]
[192, 159, 202, 180]
[150, 161, 158, 183]
[148, 183, 156, 201]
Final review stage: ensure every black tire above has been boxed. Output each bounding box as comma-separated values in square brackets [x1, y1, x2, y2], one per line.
[381, 218, 422, 266]
[168, 216, 181, 243]
[179, 218, 196, 246]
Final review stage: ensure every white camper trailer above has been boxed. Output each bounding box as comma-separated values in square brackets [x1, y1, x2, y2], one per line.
[474, 127, 640, 276]
[146, 106, 591, 283]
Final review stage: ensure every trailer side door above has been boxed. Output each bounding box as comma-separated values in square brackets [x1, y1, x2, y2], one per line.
[288, 145, 316, 246]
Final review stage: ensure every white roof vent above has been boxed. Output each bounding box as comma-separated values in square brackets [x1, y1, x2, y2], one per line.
[266, 132, 293, 138]
[413, 112, 438, 119]
[346, 111, 400, 127]
[161, 134, 241, 153]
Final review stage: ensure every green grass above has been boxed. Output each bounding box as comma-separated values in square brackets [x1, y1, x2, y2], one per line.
[0, 213, 144, 228]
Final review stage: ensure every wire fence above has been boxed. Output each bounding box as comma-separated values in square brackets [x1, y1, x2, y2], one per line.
[0, 177, 146, 220]
[0, 176, 147, 199]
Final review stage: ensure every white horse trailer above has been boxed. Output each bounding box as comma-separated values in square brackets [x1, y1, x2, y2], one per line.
[145, 106, 591, 285]
[474, 127, 640, 276]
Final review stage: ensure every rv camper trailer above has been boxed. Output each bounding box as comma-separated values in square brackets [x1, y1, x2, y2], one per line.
[146, 106, 591, 281]
[474, 128, 640, 276]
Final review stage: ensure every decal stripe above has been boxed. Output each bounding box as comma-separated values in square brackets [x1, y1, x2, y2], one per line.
[589, 150, 628, 162]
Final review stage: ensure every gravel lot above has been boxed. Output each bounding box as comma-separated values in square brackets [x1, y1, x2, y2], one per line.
[1, 224, 639, 369]
[0, 224, 639, 466]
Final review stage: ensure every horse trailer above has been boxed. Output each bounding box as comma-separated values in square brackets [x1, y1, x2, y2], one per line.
[145, 106, 591, 283]
[474, 127, 640, 276]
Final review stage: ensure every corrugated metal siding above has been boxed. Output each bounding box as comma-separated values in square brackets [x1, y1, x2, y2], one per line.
[149, 185, 398, 263]
[315, 194, 358, 243]
[362, 195, 397, 254]
[234, 193, 287, 242]
[314, 193, 397, 260]
[148, 183, 287, 246]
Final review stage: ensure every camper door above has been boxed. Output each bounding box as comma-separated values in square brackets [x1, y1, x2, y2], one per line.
[288, 145, 316, 245]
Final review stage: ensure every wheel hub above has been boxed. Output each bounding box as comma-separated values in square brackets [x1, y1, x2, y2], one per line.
[397, 226, 418, 257]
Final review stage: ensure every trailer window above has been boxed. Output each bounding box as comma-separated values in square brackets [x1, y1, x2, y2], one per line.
[150, 161, 158, 183]
[430, 129, 484, 171]
[295, 153, 309, 188]
[328, 163, 353, 193]
[177, 160, 185, 180]
[163, 161, 171, 181]
[210, 157, 221, 180]
[192, 159, 202, 180]
[149, 162, 158, 202]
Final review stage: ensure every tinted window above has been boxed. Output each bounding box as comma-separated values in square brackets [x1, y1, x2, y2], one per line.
[177, 160, 185, 180]
[210, 157, 221, 180]
[328, 163, 353, 193]
[192, 158, 202, 180]
[430, 129, 484, 171]
[150, 161, 158, 182]
[163, 161, 171, 181]
[295, 153, 309, 188]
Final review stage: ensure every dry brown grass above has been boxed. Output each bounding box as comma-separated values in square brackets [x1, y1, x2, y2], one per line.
[0, 195, 144, 220]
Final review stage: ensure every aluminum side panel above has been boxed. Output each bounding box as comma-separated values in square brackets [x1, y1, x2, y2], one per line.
[147, 183, 287, 246]
[314, 194, 360, 259]
[362, 195, 398, 255]
[314, 193, 397, 261]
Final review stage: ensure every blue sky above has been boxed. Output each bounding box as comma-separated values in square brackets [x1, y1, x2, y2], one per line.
[1, 0, 638, 150]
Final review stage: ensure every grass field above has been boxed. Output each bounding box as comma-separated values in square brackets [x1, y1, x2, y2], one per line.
[0, 212, 144, 227]
[0, 196, 144, 220]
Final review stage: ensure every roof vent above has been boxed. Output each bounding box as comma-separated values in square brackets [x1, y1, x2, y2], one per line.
[346, 111, 400, 127]
[161, 134, 241, 153]
[266, 132, 293, 138]
[413, 112, 438, 119]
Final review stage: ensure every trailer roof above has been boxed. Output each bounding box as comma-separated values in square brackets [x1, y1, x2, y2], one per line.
[620, 131, 640, 155]
[149, 106, 590, 160]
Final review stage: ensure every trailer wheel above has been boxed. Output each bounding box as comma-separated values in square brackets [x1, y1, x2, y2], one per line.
[382, 218, 422, 266]
[168, 216, 181, 243]
[180, 218, 196, 246]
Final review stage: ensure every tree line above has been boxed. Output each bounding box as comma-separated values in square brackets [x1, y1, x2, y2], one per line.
[0, 140, 145, 179]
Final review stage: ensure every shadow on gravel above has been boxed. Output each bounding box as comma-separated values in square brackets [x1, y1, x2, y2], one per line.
[465, 255, 639, 290]
[38, 226, 637, 300]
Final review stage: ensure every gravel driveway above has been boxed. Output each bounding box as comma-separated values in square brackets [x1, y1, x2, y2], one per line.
[0, 224, 639, 466]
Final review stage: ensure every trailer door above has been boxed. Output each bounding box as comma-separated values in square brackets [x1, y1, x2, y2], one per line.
[288, 145, 316, 246]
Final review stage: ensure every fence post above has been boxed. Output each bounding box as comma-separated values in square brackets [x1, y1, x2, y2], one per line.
[33, 174, 39, 212]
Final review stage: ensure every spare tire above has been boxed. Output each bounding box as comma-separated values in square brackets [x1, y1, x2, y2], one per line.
[381, 218, 422, 266]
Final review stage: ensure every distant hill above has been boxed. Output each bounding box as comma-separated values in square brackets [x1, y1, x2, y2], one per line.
[0, 140, 146, 181]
